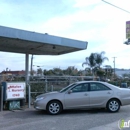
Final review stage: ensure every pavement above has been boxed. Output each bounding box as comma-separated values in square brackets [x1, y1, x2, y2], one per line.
[89, 117, 130, 130]
[89, 122, 122, 130]
[0, 106, 130, 130]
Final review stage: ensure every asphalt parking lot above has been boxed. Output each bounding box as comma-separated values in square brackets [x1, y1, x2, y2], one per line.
[0, 105, 130, 130]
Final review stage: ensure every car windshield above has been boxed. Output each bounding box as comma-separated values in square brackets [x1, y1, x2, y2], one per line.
[59, 83, 76, 93]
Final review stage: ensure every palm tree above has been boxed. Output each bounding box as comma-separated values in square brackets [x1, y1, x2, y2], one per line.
[95, 51, 109, 80]
[82, 53, 97, 79]
[95, 51, 109, 68]
[82, 51, 109, 80]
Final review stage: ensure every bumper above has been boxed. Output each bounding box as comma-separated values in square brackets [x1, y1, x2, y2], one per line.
[121, 98, 130, 106]
[34, 100, 47, 110]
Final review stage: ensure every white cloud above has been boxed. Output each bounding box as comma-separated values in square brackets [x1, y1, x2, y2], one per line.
[73, 0, 100, 8]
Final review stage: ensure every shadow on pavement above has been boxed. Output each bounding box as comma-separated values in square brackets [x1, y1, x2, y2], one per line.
[2, 108, 116, 119]
[61, 108, 108, 115]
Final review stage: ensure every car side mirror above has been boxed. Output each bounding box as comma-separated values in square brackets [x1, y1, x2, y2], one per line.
[68, 90, 72, 94]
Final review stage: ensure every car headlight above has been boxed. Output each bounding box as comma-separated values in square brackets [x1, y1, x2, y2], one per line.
[36, 97, 45, 101]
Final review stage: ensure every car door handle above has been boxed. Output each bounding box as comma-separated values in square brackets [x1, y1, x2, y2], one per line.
[84, 93, 88, 96]
[107, 92, 111, 94]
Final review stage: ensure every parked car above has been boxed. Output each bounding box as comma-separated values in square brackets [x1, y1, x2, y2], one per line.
[34, 81, 130, 115]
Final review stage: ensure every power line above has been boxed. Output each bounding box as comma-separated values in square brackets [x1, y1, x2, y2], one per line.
[102, 0, 130, 14]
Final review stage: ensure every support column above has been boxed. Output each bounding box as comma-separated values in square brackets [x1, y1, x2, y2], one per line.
[25, 53, 29, 84]
[30, 54, 33, 76]
[25, 53, 30, 108]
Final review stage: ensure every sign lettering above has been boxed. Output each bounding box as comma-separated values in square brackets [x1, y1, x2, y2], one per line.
[6, 82, 25, 100]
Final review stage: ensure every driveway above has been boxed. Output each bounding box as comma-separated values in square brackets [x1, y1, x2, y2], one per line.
[0, 105, 130, 130]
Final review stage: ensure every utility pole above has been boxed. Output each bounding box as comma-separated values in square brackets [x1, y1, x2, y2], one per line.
[112, 57, 116, 79]
[30, 54, 33, 75]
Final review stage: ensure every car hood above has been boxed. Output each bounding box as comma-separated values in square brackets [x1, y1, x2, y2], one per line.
[36, 91, 59, 98]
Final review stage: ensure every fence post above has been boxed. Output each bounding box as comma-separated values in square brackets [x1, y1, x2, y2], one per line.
[28, 84, 31, 108]
[45, 79, 48, 92]
[51, 85, 53, 92]
[0, 85, 3, 112]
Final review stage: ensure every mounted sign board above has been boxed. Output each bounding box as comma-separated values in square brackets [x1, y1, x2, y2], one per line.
[126, 21, 130, 39]
[2, 82, 26, 101]
[6, 82, 26, 100]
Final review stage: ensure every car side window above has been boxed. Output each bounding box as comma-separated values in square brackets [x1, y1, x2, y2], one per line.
[71, 83, 89, 93]
[90, 83, 111, 91]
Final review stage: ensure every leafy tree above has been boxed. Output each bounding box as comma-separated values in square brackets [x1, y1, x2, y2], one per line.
[63, 66, 78, 76]
[96, 69, 105, 79]
[104, 65, 113, 79]
[52, 68, 63, 76]
[37, 68, 43, 76]
[44, 69, 53, 76]
[84, 67, 92, 76]
[30, 69, 36, 76]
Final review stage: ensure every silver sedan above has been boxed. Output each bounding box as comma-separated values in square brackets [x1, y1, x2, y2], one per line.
[34, 81, 130, 115]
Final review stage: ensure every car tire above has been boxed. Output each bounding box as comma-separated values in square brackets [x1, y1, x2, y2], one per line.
[107, 99, 120, 112]
[47, 101, 62, 115]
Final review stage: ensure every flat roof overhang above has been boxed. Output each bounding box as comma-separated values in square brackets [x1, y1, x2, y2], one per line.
[0, 26, 88, 109]
[0, 26, 88, 55]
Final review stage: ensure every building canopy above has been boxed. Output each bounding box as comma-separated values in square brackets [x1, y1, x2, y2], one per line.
[0, 26, 88, 55]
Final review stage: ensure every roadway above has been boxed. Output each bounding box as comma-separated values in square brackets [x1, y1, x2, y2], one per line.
[0, 105, 130, 130]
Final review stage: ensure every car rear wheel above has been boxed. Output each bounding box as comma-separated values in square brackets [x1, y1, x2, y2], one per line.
[107, 99, 120, 112]
[47, 101, 62, 115]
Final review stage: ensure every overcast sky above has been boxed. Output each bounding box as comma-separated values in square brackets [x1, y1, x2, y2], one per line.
[0, 0, 130, 72]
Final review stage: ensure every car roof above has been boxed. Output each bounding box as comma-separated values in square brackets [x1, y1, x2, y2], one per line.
[75, 81, 106, 84]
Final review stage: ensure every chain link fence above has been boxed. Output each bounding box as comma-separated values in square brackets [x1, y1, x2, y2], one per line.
[1, 75, 130, 109]
[0, 76, 93, 106]
[28, 76, 93, 103]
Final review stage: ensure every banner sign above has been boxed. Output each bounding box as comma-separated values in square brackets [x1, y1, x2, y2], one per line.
[126, 21, 130, 39]
[6, 82, 25, 100]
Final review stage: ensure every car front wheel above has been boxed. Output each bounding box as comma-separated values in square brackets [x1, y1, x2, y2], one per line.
[47, 101, 62, 115]
[107, 99, 120, 112]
